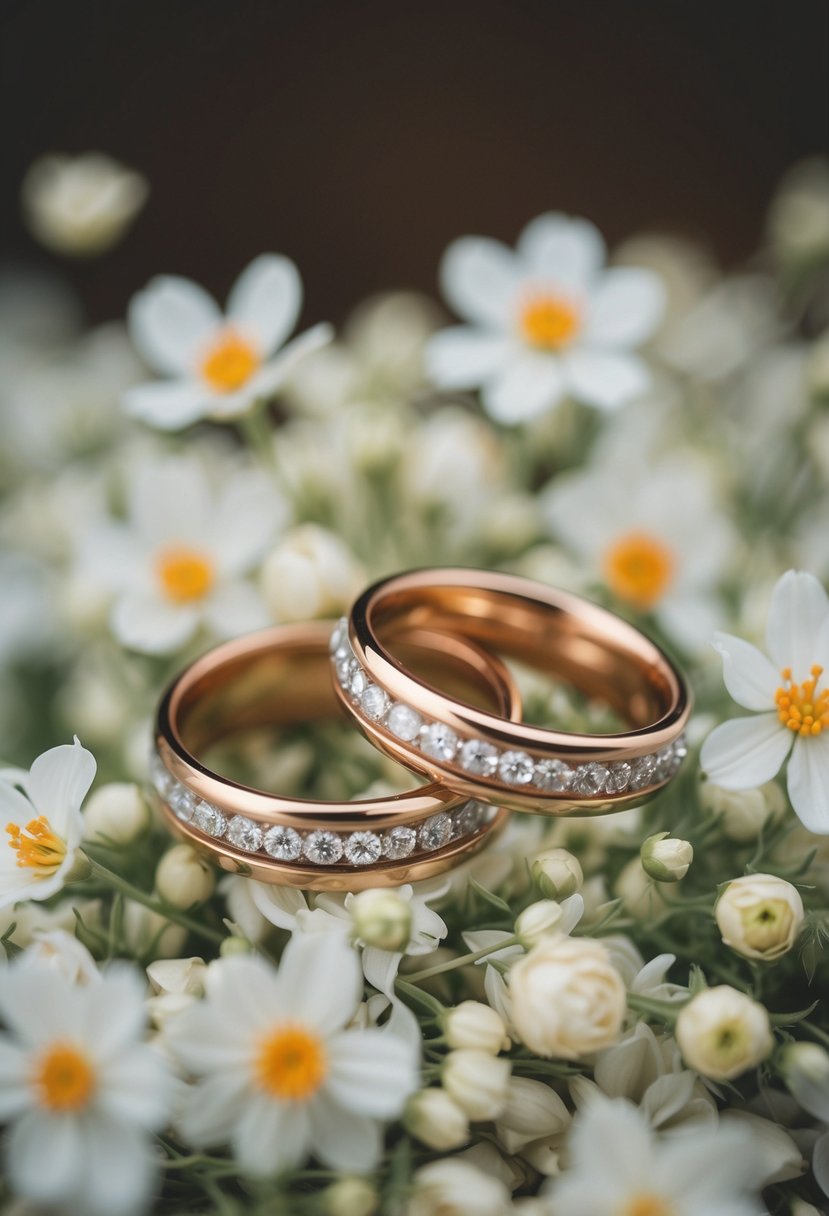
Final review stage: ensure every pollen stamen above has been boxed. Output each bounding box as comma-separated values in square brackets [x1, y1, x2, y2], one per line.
[6, 816, 67, 874]
[775, 664, 829, 736]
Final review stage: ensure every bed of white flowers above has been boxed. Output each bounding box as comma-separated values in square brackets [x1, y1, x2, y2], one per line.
[1, 153, 829, 1216]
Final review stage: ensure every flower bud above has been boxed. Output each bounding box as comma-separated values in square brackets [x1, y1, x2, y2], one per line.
[83, 782, 151, 845]
[322, 1176, 378, 1216]
[530, 848, 583, 900]
[350, 888, 412, 952]
[640, 832, 693, 882]
[261, 524, 363, 622]
[676, 985, 773, 1080]
[780, 1042, 829, 1121]
[442, 1049, 511, 1120]
[219, 935, 254, 957]
[614, 856, 666, 919]
[404, 1088, 470, 1149]
[122, 901, 187, 959]
[155, 844, 216, 908]
[515, 900, 565, 947]
[408, 1159, 511, 1216]
[700, 780, 783, 843]
[444, 1001, 508, 1054]
[715, 874, 804, 961]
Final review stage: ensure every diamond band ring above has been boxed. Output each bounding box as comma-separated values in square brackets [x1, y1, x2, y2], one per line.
[335, 569, 691, 814]
[153, 621, 515, 889]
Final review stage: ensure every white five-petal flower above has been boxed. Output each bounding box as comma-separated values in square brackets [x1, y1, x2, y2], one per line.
[0, 740, 95, 910]
[0, 959, 171, 1216]
[80, 454, 284, 655]
[701, 570, 829, 834]
[425, 212, 664, 424]
[124, 254, 332, 429]
[166, 933, 418, 1176]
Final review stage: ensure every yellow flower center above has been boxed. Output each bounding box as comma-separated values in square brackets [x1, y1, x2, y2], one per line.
[254, 1024, 327, 1102]
[155, 546, 215, 604]
[519, 293, 581, 350]
[5, 816, 67, 875]
[743, 899, 793, 951]
[623, 1198, 676, 1216]
[34, 1043, 96, 1112]
[603, 531, 675, 610]
[200, 329, 260, 393]
[775, 665, 829, 736]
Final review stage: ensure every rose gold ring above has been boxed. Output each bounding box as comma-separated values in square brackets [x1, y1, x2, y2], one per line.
[334, 568, 691, 815]
[152, 621, 516, 889]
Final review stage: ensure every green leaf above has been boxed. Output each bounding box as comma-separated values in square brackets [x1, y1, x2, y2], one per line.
[468, 879, 512, 915]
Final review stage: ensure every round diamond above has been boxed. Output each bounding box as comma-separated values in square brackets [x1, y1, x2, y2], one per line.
[386, 703, 423, 741]
[419, 813, 453, 851]
[673, 735, 688, 763]
[150, 753, 174, 797]
[606, 761, 632, 793]
[382, 826, 417, 859]
[336, 655, 356, 687]
[344, 831, 382, 865]
[629, 754, 658, 791]
[227, 815, 263, 852]
[453, 801, 487, 837]
[303, 830, 344, 865]
[534, 759, 574, 793]
[329, 618, 348, 654]
[194, 801, 226, 837]
[350, 668, 368, 697]
[498, 749, 535, 785]
[460, 739, 499, 777]
[168, 785, 196, 822]
[653, 745, 677, 781]
[573, 763, 609, 796]
[264, 825, 303, 861]
[420, 722, 460, 762]
[360, 684, 390, 720]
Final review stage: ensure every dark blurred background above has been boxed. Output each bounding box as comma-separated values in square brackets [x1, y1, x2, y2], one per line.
[1, 0, 827, 327]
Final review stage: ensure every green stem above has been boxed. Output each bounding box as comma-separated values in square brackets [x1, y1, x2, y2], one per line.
[403, 935, 519, 983]
[82, 856, 226, 946]
[627, 992, 687, 1024]
[238, 406, 277, 472]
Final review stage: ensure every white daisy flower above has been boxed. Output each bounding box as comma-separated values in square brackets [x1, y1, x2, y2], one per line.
[0, 959, 171, 1216]
[80, 455, 283, 654]
[543, 453, 737, 651]
[124, 254, 332, 429]
[701, 569, 829, 834]
[425, 212, 664, 424]
[166, 933, 418, 1176]
[546, 1095, 762, 1216]
[0, 739, 95, 911]
[21, 152, 148, 257]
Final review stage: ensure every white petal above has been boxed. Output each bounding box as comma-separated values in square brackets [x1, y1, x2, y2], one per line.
[656, 596, 724, 655]
[439, 237, 519, 327]
[207, 323, 334, 418]
[7, 1110, 84, 1205]
[203, 955, 284, 1037]
[766, 570, 829, 674]
[203, 582, 269, 639]
[82, 966, 146, 1059]
[563, 349, 650, 410]
[127, 456, 211, 549]
[813, 1128, 829, 1197]
[210, 470, 287, 576]
[111, 594, 199, 655]
[787, 733, 829, 834]
[128, 276, 220, 376]
[482, 351, 565, 424]
[309, 1096, 381, 1172]
[233, 1093, 311, 1175]
[76, 1114, 158, 1216]
[26, 738, 96, 829]
[712, 632, 778, 710]
[0, 779, 37, 828]
[585, 269, 665, 348]
[0, 1039, 32, 1119]
[568, 1097, 653, 1183]
[424, 326, 513, 389]
[98, 1045, 171, 1129]
[226, 254, 302, 355]
[656, 1122, 764, 1197]
[177, 1071, 251, 1145]
[122, 380, 209, 431]
[249, 882, 308, 930]
[517, 212, 606, 289]
[0, 969, 81, 1047]
[700, 714, 792, 788]
[362, 947, 402, 997]
[325, 1029, 417, 1117]
[274, 933, 362, 1034]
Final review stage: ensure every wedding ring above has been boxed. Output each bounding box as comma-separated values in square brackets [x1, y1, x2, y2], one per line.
[334, 568, 690, 814]
[152, 621, 516, 889]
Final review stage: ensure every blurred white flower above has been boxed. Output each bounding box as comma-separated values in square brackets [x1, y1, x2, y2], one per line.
[699, 780, 786, 843]
[494, 1076, 570, 1156]
[124, 254, 332, 428]
[442, 1048, 511, 1120]
[83, 782, 150, 845]
[426, 212, 664, 423]
[80, 455, 282, 654]
[768, 157, 829, 270]
[21, 152, 148, 256]
[544, 453, 736, 651]
[701, 570, 829, 833]
[0, 960, 171, 1216]
[166, 934, 418, 1174]
[155, 843, 216, 908]
[676, 986, 773, 1081]
[401, 406, 503, 519]
[405, 1087, 470, 1149]
[261, 523, 363, 622]
[546, 1095, 763, 1216]
[444, 1001, 508, 1055]
[406, 1158, 511, 1216]
[660, 273, 779, 381]
[0, 739, 95, 910]
[715, 873, 804, 961]
[145, 956, 207, 1029]
[121, 901, 187, 960]
[18, 929, 100, 986]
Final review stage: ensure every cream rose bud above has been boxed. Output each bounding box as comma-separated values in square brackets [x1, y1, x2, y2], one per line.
[640, 832, 693, 882]
[699, 780, 785, 843]
[261, 524, 363, 623]
[442, 1049, 511, 1120]
[407, 1159, 511, 1216]
[515, 899, 565, 947]
[350, 888, 412, 952]
[715, 874, 804, 961]
[676, 985, 773, 1080]
[530, 848, 583, 900]
[508, 935, 625, 1059]
[82, 782, 151, 844]
[322, 1176, 379, 1216]
[444, 1001, 508, 1054]
[404, 1088, 470, 1149]
[155, 844, 216, 907]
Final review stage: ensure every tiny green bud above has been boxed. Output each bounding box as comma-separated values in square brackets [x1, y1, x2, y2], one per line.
[640, 832, 693, 882]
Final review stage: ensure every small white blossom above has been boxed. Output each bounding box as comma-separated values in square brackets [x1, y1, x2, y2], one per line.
[21, 152, 148, 256]
[676, 986, 773, 1081]
[715, 873, 804, 961]
[404, 1088, 470, 1150]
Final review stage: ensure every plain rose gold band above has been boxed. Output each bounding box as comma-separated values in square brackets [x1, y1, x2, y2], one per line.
[336, 568, 691, 814]
[152, 621, 517, 889]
